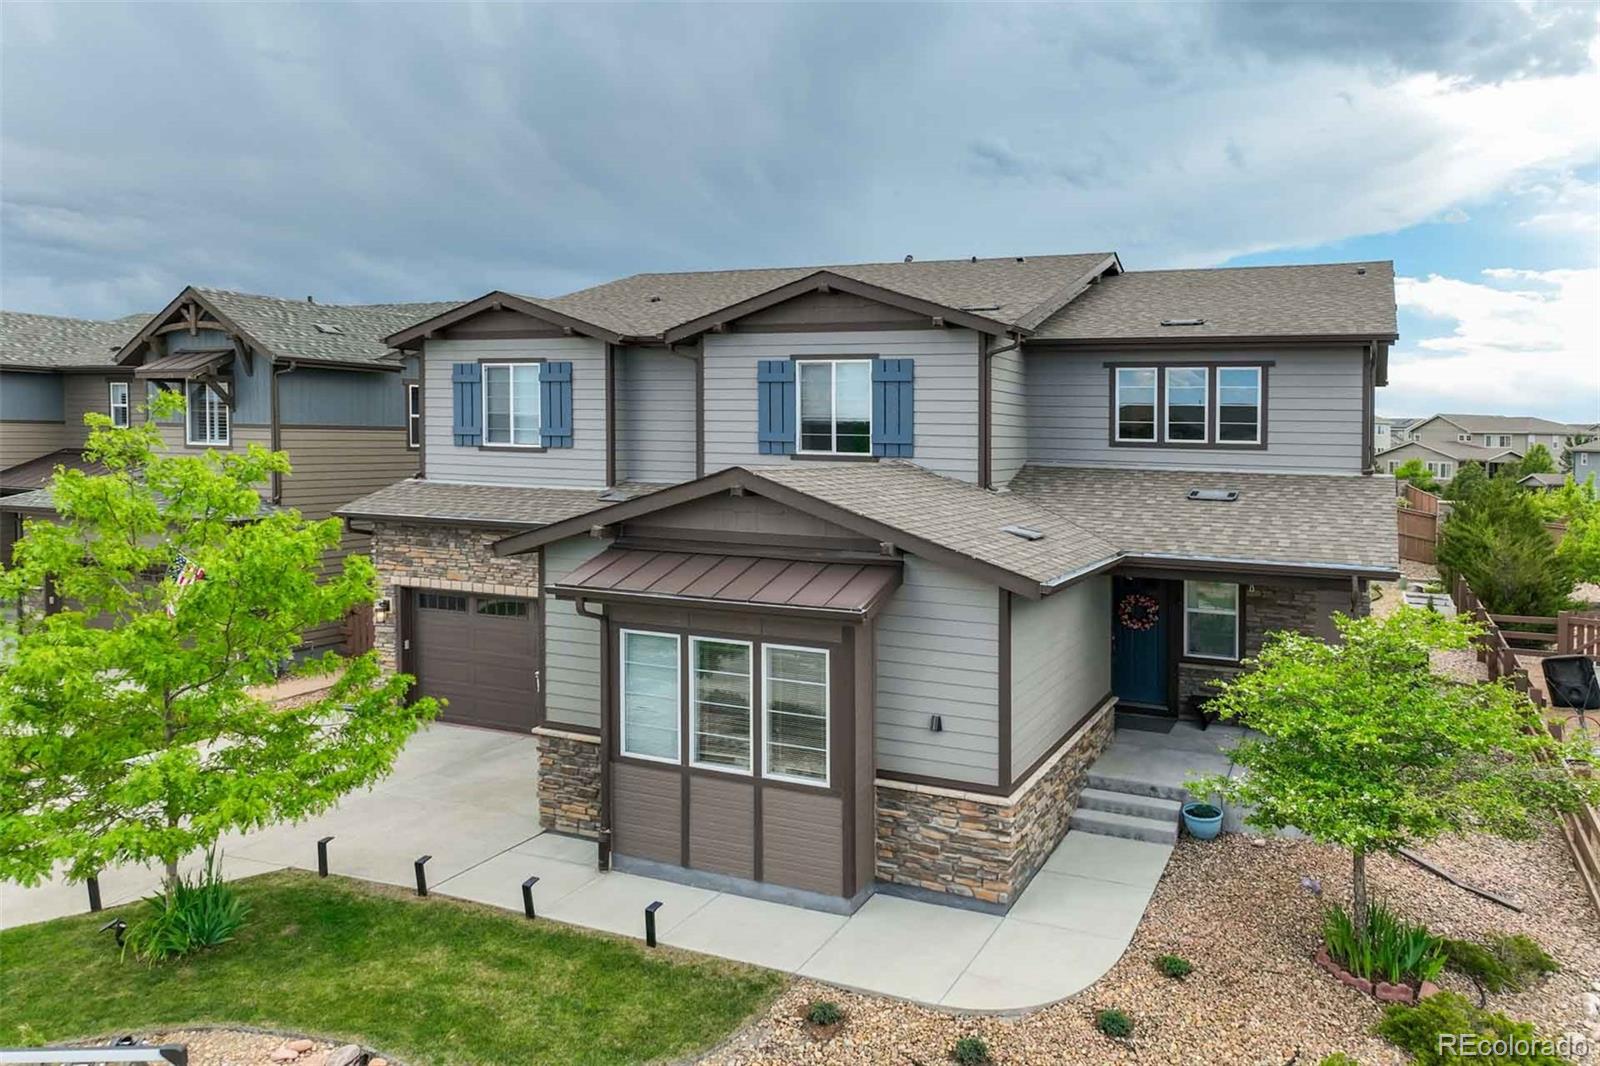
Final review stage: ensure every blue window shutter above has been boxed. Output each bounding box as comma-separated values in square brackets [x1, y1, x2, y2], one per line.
[872, 358, 915, 457]
[756, 359, 796, 455]
[451, 362, 481, 446]
[540, 361, 573, 448]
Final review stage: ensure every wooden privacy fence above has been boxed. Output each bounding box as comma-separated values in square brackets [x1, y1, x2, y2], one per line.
[1452, 576, 1600, 918]
[1396, 482, 1442, 564]
[343, 602, 375, 657]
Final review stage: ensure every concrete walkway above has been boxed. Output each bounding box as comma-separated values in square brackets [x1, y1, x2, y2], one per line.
[0, 723, 1173, 1012]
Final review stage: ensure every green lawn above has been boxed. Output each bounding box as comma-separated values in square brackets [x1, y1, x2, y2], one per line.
[0, 871, 784, 1065]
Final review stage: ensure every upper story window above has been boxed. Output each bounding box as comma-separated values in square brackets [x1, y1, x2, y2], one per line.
[1485, 433, 1511, 448]
[1112, 363, 1267, 448]
[1163, 367, 1208, 442]
[1114, 368, 1157, 442]
[797, 359, 871, 455]
[185, 382, 229, 446]
[406, 383, 421, 449]
[108, 381, 130, 428]
[482, 362, 540, 447]
[1217, 367, 1262, 443]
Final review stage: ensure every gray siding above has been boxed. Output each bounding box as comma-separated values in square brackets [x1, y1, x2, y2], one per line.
[760, 788, 843, 895]
[612, 761, 681, 865]
[543, 535, 610, 730]
[1, 372, 64, 422]
[162, 333, 272, 426]
[422, 336, 608, 488]
[990, 343, 1027, 487]
[280, 367, 405, 428]
[1025, 346, 1366, 474]
[702, 329, 981, 483]
[1010, 575, 1111, 778]
[688, 775, 755, 879]
[615, 346, 697, 484]
[874, 556, 999, 786]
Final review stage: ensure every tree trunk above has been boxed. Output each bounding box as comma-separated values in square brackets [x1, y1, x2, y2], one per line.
[164, 857, 180, 896]
[1351, 848, 1369, 929]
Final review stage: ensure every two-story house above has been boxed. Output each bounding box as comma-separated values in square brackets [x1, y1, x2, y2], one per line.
[338, 254, 1399, 914]
[0, 286, 451, 649]
[1374, 413, 1591, 482]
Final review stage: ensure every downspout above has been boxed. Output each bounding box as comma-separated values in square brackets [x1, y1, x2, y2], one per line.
[269, 359, 299, 504]
[575, 596, 612, 872]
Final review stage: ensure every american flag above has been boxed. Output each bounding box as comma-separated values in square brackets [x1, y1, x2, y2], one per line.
[166, 553, 205, 616]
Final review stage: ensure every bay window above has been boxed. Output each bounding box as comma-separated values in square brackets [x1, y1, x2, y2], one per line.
[482, 362, 541, 447]
[797, 359, 871, 455]
[690, 637, 753, 772]
[763, 644, 829, 785]
[620, 630, 680, 763]
[1184, 581, 1239, 660]
[185, 382, 229, 446]
[1163, 367, 1208, 442]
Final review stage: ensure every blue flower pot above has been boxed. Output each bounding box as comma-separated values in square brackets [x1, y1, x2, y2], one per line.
[1182, 802, 1224, 840]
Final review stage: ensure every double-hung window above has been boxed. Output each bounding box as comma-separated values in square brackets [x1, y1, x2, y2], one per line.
[108, 381, 130, 428]
[690, 638, 753, 773]
[1216, 367, 1261, 443]
[1114, 368, 1157, 442]
[1163, 367, 1208, 442]
[1184, 581, 1239, 661]
[763, 644, 829, 785]
[620, 630, 680, 763]
[406, 383, 421, 449]
[482, 363, 541, 447]
[797, 359, 871, 455]
[185, 382, 229, 446]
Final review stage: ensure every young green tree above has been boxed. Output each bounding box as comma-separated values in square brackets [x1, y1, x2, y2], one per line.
[1560, 435, 1594, 474]
[1191, 610, 1600, 928]
[1392, 458, 1442, 494]
[1526, 475, 1600, 586]
[0, 397, 437, 895]
[1438, 476, 1572, 616]
[1514, 443, 1556, 477]
[1442, 460, 1487, 503]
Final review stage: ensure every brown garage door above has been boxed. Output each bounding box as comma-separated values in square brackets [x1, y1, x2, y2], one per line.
[411, 591, 539, 732]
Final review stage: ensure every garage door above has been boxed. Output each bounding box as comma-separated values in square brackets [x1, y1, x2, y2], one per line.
[411, 591, 539, 732]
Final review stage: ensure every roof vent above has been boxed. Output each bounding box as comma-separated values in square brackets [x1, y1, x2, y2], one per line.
[313, 323, 344, 335]
[1187, 489, 1239, 503]
[647, 295, 662, 303]
[1015, 256, 1025, 263]
[1160, 317, 1205, 327]
[1001, 524, 1044, 541]
[970, 256, 978, 263]
[1356, 267, 1367, 276]
[904, 255, 914, 263]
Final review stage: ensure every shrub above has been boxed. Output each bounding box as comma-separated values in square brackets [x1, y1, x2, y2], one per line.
[1376, 991, 1568, 1064]
[1156, 954, 1193, 979]
[122, 851, 248, 961]
[1445, 934, 1559, 993]
[1318, 1056, 1361, 1066]
[1095, 1008, 1133, 1039]
[951, 1034, 991, 1065]
[805, 1000, 844, 1027]
[1443, 937, 1514, 992]
[1323, 901, 1445, 986]
[1493, 934, 1560, 980]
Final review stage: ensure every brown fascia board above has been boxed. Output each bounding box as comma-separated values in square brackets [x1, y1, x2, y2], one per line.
[492, 466, 1047, 598]
[1120, 552, 1400, 582]
[383, 291, 625, 348]
[1024, 331, 1399, 350]
[1009, 254, 1124, 333]
[114, 286, 268, 367]
[660, 270, 1018, 345]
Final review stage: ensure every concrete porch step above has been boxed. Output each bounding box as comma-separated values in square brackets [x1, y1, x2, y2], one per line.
[1068, 806, 1179, 845]
[1085, 768, 1189, 803]
[1076, 786, 1182, 822]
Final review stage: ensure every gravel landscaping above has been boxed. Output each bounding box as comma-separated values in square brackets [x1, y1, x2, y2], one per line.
[705, 831, 1599, 1065]
[65, 1028, 382, 1066]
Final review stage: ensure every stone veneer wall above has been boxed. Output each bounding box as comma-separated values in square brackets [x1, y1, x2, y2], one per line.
[367, 521, 541, 671]
[535, 729, 602, 837]
[874, 703, 1114, 906]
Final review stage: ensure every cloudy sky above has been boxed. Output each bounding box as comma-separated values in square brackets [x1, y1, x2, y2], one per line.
[2, 2, 1597, 421]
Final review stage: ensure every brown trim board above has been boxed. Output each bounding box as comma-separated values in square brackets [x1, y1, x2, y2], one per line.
[997, 587, 1011, 788]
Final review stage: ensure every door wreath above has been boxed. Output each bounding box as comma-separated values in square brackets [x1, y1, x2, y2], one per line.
[1118, 593, 1160, 631]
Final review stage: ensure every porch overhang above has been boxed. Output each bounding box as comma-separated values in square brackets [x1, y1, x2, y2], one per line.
[549, 547, 903, 621]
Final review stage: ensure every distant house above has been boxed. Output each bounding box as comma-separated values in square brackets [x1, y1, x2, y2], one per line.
[1571, 440, 1600, 484]
[1373, 415, 1423, 453]
[1405, 413, 1582, 462]
[1375, 437, 1521, 481]
[1518, 472, 1568, 491]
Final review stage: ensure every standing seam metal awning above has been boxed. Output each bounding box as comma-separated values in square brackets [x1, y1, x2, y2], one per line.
[547, 548, 902, 618]
[132, 349, 232, 379]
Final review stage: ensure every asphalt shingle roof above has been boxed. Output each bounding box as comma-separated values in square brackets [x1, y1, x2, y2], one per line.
[197, 289, 460, 367]
[1426, 413, 1583, 435]
[0, 449, 110, 493]
[337, 478, 657, 529]
[1007, 465, 1399, 574]
[1030, 261, 1398, 341]
[1376, 439, 1520, 462]
[1, 311, 151, 369]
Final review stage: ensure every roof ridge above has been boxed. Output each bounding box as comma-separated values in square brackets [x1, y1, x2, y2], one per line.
[1113, 259, 1392, 277]
[560, 251, 1113, 290]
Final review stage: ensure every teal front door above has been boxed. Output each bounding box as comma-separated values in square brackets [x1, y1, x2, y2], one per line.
[1112, 577, 1170, 711]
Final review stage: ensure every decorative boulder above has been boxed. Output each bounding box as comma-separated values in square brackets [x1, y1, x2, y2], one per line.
[324, 1046, 364, 1066]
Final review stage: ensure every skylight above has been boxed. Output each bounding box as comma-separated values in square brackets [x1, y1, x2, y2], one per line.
[1187, 489, 1239, 503]
[1001, 524, 1044, 541]
[1160, 317, 1205, 327]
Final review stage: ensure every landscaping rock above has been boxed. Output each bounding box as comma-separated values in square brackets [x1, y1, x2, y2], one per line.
[323, 1045, 363, 1066]
[1375, 981, 1414, 1004]
[1420, 981, 1442, 1000]
[286, 1040, 315, 1053]
[270, 1049, 299, 1063]
[370, 1060, 388, 1066]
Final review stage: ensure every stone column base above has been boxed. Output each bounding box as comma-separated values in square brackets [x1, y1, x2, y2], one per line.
[874, 702, 1114, 907]
[535, 728, 602, 838]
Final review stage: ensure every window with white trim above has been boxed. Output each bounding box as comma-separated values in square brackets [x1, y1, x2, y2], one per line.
[482, 363, 540, 446]
[762, 644, 829, 785]
[1114, 367, 1157, 442]
[108, 381, 130, 428]
[406, 383, 421, 449]
[690, 637, 752, 772]
[1163, 367, 1208, 442]
[1216, 366, 1261, 444]
[185, 382, 229, 446]
[620, 630, 680, 763]
[1387, 460, 1399, 473]
[1184, 581, 1239, 660]
[797, 359, 871, 455]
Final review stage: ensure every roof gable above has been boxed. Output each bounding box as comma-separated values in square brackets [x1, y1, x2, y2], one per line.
[384, 291, 625, 349]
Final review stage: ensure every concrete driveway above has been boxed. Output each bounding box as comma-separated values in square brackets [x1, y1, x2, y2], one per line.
[1, 722, 1172, 1012]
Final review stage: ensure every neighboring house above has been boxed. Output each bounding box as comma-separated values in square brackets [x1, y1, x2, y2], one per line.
[1571, 440, 1600, 484]
[1405, 413, 1578, 463]
[338, 254, 1399, 912]
[1518, 472, 1568, 491]
[0, 286, 452, 649]
[1374, 438, 1522, 482]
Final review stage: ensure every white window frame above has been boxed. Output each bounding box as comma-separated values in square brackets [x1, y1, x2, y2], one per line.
[1162, 366, 1210, 444]
[108, 381, 130, 428]
[1114, 367, 1158, 443]
[184, 381, 230, 446]
[480, 361, 542, 448]
[1183, 581, 1240, 662]
[688, 636, 754, 775]
[406, 383, 421, 449]
[761, 643, 830, 788]
[794, 358, 873, 456]
[1439, 461, 1454, 479]
[618, 628, 681, 765]
[1215, 366, 1262, 445]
